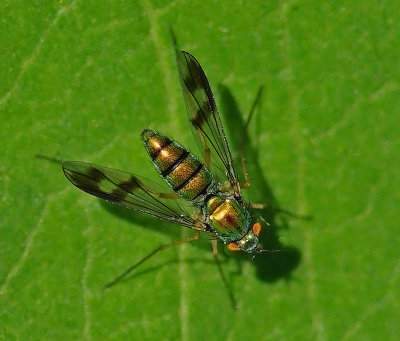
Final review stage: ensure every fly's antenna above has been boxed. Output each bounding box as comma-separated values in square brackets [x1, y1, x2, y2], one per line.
[251, 248, 287, 261]
[257, 248, 286, 254]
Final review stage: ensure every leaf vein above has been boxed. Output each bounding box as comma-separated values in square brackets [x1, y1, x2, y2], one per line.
[0, 0, 78, 107]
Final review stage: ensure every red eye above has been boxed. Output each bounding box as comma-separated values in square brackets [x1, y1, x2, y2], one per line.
[252, 222, 262, 236]
[228, 243, 240, 251]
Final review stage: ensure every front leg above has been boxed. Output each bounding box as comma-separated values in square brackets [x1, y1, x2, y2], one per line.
[246, 202, 311, 220]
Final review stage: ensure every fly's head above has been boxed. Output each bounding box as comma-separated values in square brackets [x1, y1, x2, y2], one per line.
[228, 222, 264, 254]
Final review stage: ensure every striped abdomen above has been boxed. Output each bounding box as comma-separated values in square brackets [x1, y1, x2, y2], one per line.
[142, 129, 213, 201]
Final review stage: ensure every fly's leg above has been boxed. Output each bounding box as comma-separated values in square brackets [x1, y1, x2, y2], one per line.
[238, 86, 264, 189]
[211, 239, 237, 309]
[103, 230, 200, 290]
[246, 202, 312, 220]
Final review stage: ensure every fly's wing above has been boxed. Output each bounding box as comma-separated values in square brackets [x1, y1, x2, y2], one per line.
[177, 51, 241, 196]
[62, 161, 206, 231]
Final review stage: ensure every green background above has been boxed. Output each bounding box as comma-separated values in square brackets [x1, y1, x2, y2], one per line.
[1, 0, 399, 340]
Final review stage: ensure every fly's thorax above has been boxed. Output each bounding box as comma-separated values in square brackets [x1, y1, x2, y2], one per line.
[206, 194, 250, 242]
[142, 129, 213, 201]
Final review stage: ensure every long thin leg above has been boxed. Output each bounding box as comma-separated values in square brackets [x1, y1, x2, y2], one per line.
[211, 239, 237, 309]
[239, 86, 264, 189]
[247, 202, 312, 220]
[103, 230, 200, 290]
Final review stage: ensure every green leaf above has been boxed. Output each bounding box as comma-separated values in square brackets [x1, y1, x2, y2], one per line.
[1, 0, 399, 340]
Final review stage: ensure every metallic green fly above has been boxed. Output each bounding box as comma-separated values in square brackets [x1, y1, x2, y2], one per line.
[62, 51, 272, 289]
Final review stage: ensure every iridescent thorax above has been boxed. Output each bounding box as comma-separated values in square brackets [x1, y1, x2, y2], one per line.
[206, 195, 250, 242]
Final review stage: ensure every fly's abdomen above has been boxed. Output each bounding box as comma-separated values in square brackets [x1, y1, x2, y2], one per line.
[142, 129, 213, 201]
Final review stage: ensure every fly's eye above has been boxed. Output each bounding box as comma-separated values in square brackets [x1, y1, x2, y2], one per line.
[252, 222, 262, 236]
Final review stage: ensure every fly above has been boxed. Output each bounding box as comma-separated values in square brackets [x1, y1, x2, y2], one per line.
[62, 51, 272, 290]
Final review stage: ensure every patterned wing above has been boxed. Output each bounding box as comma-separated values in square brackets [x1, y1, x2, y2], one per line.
[177, 51, 241, 196]
[62, 161, 206, 231]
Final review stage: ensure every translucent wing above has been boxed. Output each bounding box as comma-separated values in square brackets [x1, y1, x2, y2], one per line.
[62, 161, 206, 231]
[177, 51, 240, 196]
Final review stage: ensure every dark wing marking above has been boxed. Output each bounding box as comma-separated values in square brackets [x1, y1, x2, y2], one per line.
[62, 161, 206, 231]
[177, 51, 241, 196]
